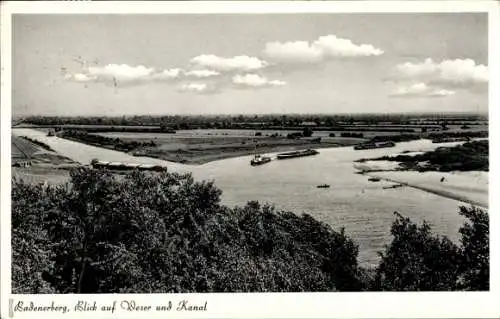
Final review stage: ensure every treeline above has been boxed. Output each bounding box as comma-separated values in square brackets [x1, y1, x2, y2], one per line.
[20, 136, 54, 152]
[362, 131, 488, 146]
[428, 131, 489, 140]
[366, 140, 489, 172]
[369, 134, 421, 143]
[61, 130, 156, 152]
[21, 114, 486, 130]
[12, 169, 488, 293]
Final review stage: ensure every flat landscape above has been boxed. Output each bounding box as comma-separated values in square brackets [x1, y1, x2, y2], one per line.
[11, 134, 77, 184]
[92, 131, 363, 164]
[17, 113, 488, 165]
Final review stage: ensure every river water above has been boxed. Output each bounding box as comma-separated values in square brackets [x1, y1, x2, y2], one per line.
[12, 128, 483, 266]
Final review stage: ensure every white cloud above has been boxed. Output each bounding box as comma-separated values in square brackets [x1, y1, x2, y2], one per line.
[87, 64, 154, 81]
[263, 34, 383, 63]
[67, 64, 182, 84]
[232, 74, 286, 88]
[151, 68, 183, 80]
[178, 82, 208, 93]
[184, 69, 221, 78]
[315, 35, 384, 57]
[67, 73, 97, 82]
[190, 55, 268, 72]
[393, 58, 488, 87]
[390, 82, 455, 98]
[263, 41, 323, 63]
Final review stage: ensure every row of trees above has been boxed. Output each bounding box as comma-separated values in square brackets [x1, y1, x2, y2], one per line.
[428, 131, 489, 140]
[19, 136, 54, 152]
[22, 114, 487, 128]
[61, 130, 156, 152]
[12, 169, 489, 293]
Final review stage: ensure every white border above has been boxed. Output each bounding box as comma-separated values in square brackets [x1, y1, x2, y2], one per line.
[1, 1, 499, 319]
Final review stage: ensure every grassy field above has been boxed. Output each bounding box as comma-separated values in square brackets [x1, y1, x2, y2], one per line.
[89, 131, 365, 164]
[11, 134, 78, 184]
[11, 136, 39, 159]
[80, 123, 487, 164]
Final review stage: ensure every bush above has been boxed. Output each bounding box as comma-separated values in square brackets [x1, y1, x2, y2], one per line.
[374, 207, 489, 291]
[374, 212, 461, 291]
[302, 127, 313, 138]
[12, 169, 362, 293]
[457, 206, 489, 290]
[287, 132, 303, 139]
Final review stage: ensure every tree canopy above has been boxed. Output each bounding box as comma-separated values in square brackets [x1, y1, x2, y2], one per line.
[12, 169, 489, 293]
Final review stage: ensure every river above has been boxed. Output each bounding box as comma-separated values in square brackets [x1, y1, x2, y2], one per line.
[12, 128, 487, 267]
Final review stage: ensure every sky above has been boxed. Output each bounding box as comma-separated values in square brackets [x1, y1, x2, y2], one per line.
[12, 13, 488, 116]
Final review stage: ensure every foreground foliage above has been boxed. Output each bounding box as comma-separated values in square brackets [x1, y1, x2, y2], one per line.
[374, 207, 489, 291]
[12, 169, 489, 293]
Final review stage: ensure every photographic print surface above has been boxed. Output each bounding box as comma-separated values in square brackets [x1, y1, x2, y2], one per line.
[10, 11, 490, 294]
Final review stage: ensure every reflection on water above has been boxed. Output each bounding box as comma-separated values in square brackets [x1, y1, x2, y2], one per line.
[12, 128, 479, 266]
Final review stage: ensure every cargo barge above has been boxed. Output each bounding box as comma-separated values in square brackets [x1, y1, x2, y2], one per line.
[91, 159, 167, 172]
[276, 149, 319, 160]
[354, 141, 395, 150]
[431, 137, 470, 144]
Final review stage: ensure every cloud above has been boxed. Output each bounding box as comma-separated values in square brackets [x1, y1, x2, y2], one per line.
[66, 73, 96, 82]
[67, 64, 182, 84]
[190, 55, 268, 72]
[232, 74, 286, 88]
[178, 82, 208, 93]
[150, 68, 183, 80]
[263, 34, 383, 63]
[393, 58, 488, 88]
[389, 82, 455, 98]
[184, 69, 221, 78]
[87, 64, 155, 81]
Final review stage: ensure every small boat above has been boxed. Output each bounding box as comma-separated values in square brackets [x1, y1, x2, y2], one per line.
[250, 154, 272, 166]
[383, 184, 404, 189]
[317, 184, 330, 188]
[368, 177, 381, 182]
[250, 142, 272, 166]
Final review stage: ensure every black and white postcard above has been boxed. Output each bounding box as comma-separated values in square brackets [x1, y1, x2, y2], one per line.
[1, 1, 498, 318]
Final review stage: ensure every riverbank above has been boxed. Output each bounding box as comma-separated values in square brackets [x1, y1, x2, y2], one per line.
[353, 163, 488, 208]
[367, 171, 488, 208]
[352, 139, 488, 208]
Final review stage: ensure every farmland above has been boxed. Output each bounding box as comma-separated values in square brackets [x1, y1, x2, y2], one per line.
[11, 135, 39, 160]
[88, 131, 361, 164]
[11, 134, 78, 184]
[13, 113, 488, 165]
